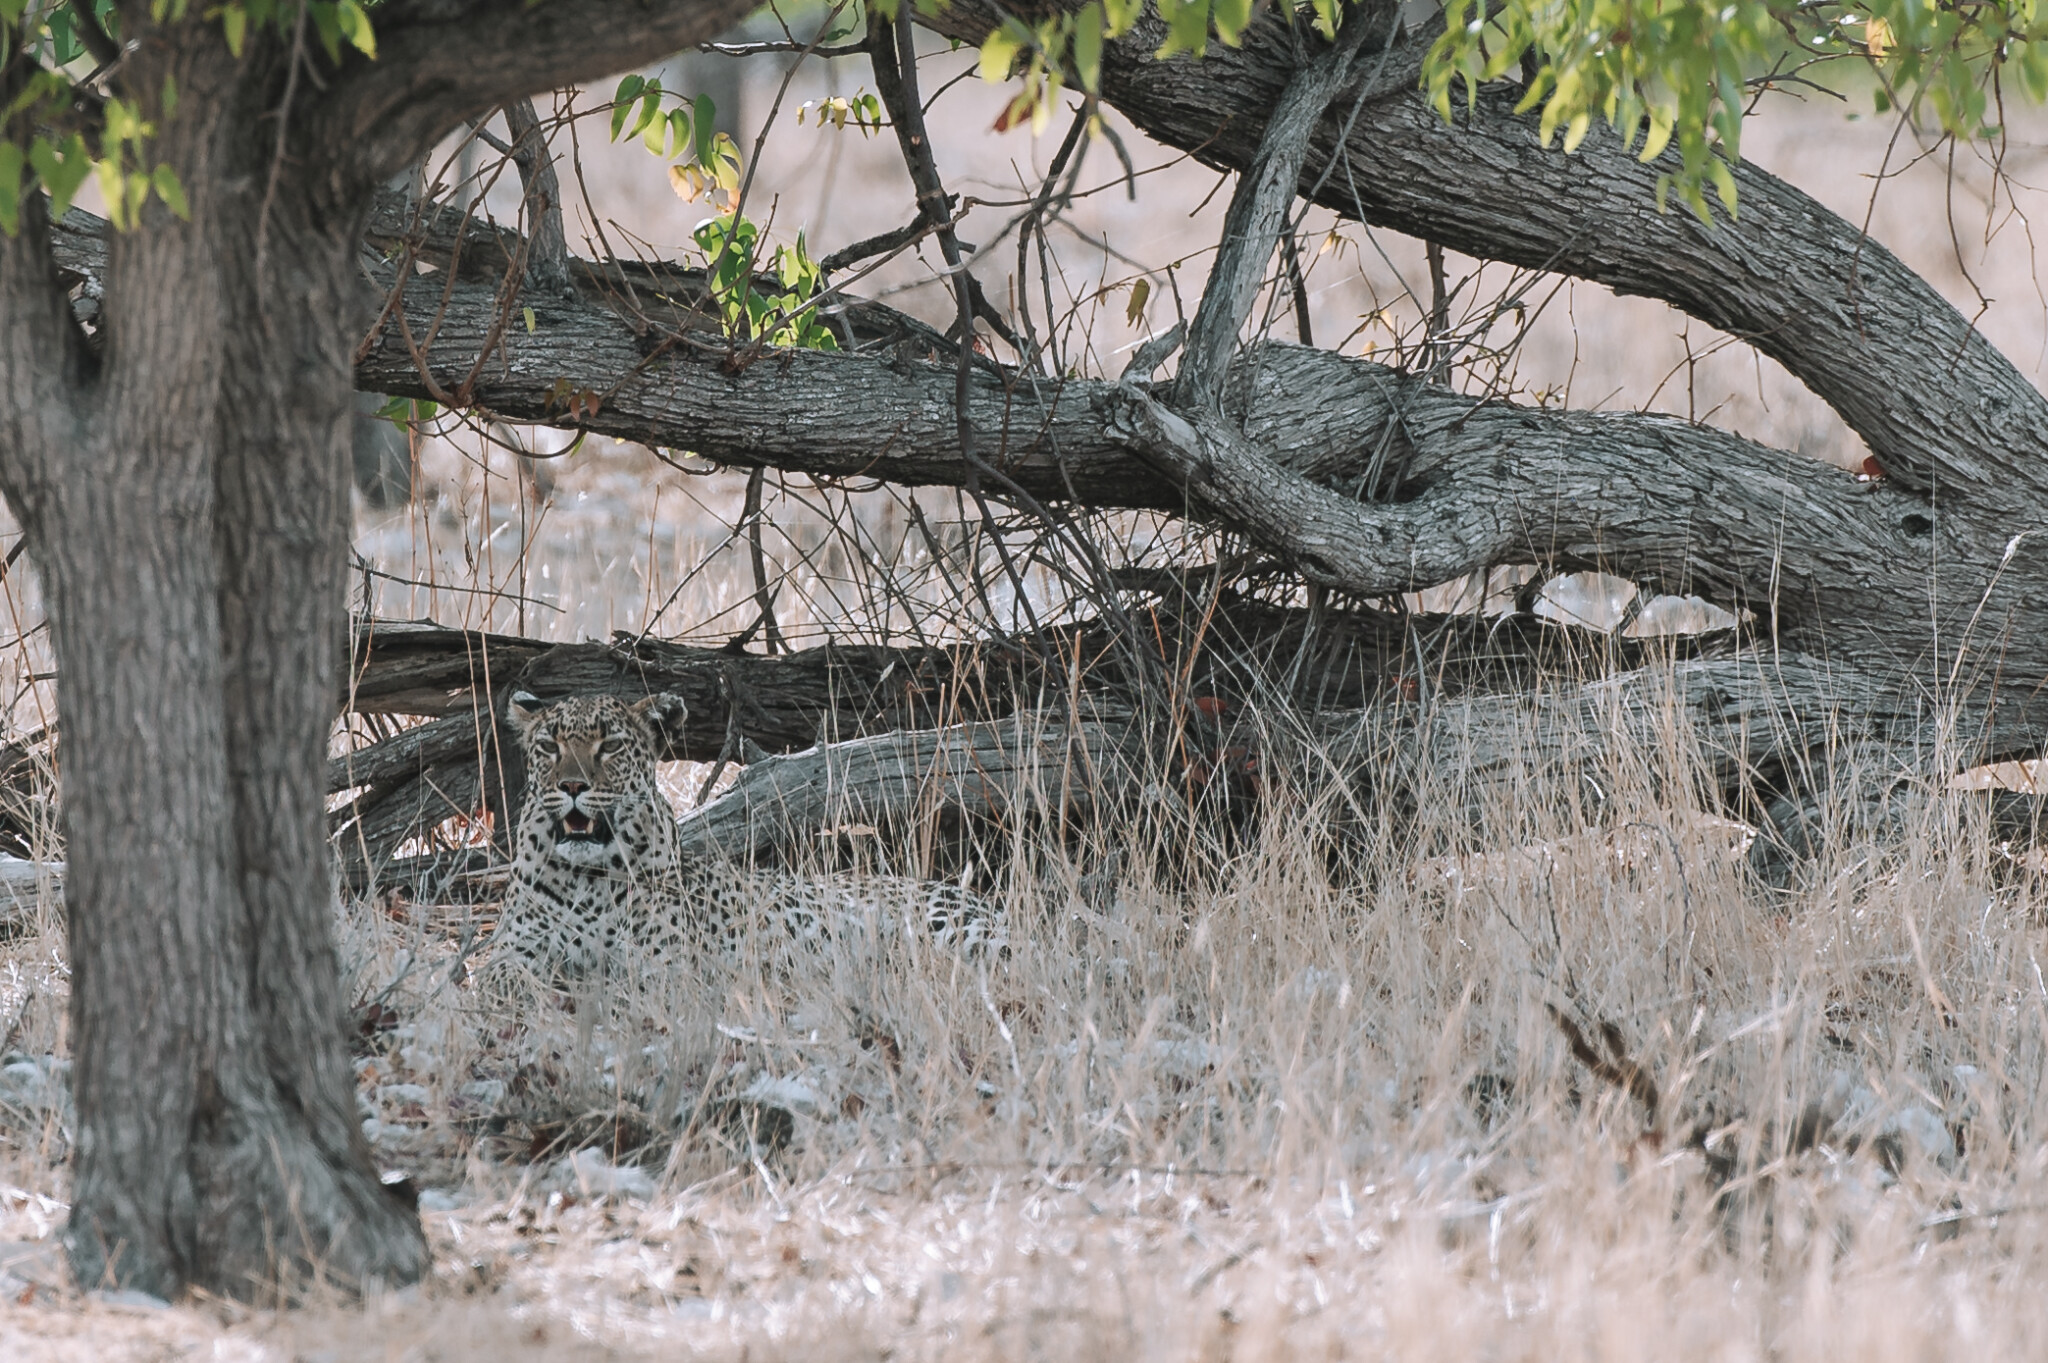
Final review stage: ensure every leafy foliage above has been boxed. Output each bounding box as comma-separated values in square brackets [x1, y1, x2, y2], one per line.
[0, 0, 377, 234]
[961, 0, 2048, 219]
[610, 75, 838, 352]
[1428, 0, 2048, 218]
[610, 75, 745, 205]
[693, 214, 839, 351]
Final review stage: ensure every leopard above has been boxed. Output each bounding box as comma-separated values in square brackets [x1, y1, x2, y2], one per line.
[492, 688, 1000, 981]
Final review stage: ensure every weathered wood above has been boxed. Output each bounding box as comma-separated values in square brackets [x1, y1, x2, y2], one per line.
[0, 859, 63, 939]
[348, 648, 2048, 899]
[330, 603, 1745, 878]
[919, 3, 2048, 514]
[677, 718, 1145, 861]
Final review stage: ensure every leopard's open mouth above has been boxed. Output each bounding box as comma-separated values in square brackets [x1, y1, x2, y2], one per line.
[556, 810, 613, 843]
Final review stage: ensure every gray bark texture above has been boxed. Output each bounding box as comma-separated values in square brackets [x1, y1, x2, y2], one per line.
[0, 0, 754, 1301]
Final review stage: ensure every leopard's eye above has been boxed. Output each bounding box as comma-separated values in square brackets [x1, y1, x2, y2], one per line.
[532, 735, 560, 758]
[598, 734, 627, 756]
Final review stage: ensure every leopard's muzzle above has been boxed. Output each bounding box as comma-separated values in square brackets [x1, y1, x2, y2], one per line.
[554, 808, 616, 846]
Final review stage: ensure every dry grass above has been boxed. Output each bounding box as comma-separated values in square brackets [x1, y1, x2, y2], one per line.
[12, 678, 2048, 1358]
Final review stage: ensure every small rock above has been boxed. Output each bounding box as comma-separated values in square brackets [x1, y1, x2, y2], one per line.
[418, 1188, 467, 1212]
[460, 1079, 507, 1106]
[92, 1288, 173, 1311]
[1884, 1104, 1957, 1172]
[0, 1055, 71, 1125]
[559, 1149, 656, 1201]
[376, 1083, 432, 1107]
[741, 1074, 820, 1117]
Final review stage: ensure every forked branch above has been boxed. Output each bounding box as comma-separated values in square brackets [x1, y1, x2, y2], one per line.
[1179, 9, 1375, 406]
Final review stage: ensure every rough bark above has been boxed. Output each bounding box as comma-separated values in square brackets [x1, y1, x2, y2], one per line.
[0, 0, 757, 1303]
[295, 227, 1957, 663]
[919, 4, 2048, 513]
[55, 200, 1973, 697]
[334, 627, 2038, 890]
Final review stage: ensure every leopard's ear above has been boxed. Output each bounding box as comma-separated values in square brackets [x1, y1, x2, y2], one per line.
[505, 690, 549, 740]
[628, 692, 688, 748]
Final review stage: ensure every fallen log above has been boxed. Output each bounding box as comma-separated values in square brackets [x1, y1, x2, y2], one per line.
[338, 621, 2048, 902]
[0, 859, 62, 940]
[329, 600, 1743, 878]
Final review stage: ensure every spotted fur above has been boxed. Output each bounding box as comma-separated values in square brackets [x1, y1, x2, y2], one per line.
[493, 690, 1000, 980]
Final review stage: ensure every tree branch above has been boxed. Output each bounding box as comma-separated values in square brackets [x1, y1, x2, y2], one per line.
[502, 97, 572, 299]
[339, 220, 1938, 646]
[334, 624, 2044, 887]
[0, 191, 92, 507]
[1179, 9, 1373, 407]
[54, 183, 2034, 691]
[919, 4, 2048, 514]
[319, 0, 762, 185]
[65, 0, 122, 70]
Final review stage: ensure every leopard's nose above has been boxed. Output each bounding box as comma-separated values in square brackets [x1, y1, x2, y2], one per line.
[559, 779, 588, 797]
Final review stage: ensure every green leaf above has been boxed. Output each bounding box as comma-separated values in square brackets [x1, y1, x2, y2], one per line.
[1706, 157, 1739, 220]
[1103, 0, 1142, 35]
[978, 25, 1024, 82]
[635, 86, 662, 142]
[222, 3, 247, 58]
[152, 163, 189, 219]
[1638, 107, 1674, 163]
[522, 305, 537, 333]
[335, 0, 376, 59]
[1158, 0, 1213, 58]
[1073, 2, 1104, 92]
[124, 169, 150, 225]
[310, 1, 344, 64]
[610, 75, 646, 141]
[0, 143, 22, 237]
[1211, 0, 1253, 48]
[693, 94, 718, 166]
[30, 134, 92, 219]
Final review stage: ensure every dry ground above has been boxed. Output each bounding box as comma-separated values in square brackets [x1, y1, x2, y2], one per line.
[6, 30, 2048, 1363]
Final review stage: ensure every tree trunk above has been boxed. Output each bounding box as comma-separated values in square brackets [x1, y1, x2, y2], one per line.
[0, 38, 426, 1296]
[0, 0, 764, 1298]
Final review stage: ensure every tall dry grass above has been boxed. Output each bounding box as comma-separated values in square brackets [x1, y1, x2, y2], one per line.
[11, 658, 2048, 1358]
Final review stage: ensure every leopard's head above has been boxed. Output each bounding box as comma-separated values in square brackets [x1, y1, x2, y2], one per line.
[505, 691, 686, 865]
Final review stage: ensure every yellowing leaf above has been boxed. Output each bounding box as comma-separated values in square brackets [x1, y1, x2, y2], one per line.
[979, 27, 1024, 82]
[1865, 15, 1892, 59]
[151, 163, 188, 219]
[1638, 107, 1675, 162]
[1073, 3, 1104, 92]
[1126, 277, 1150, 325]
